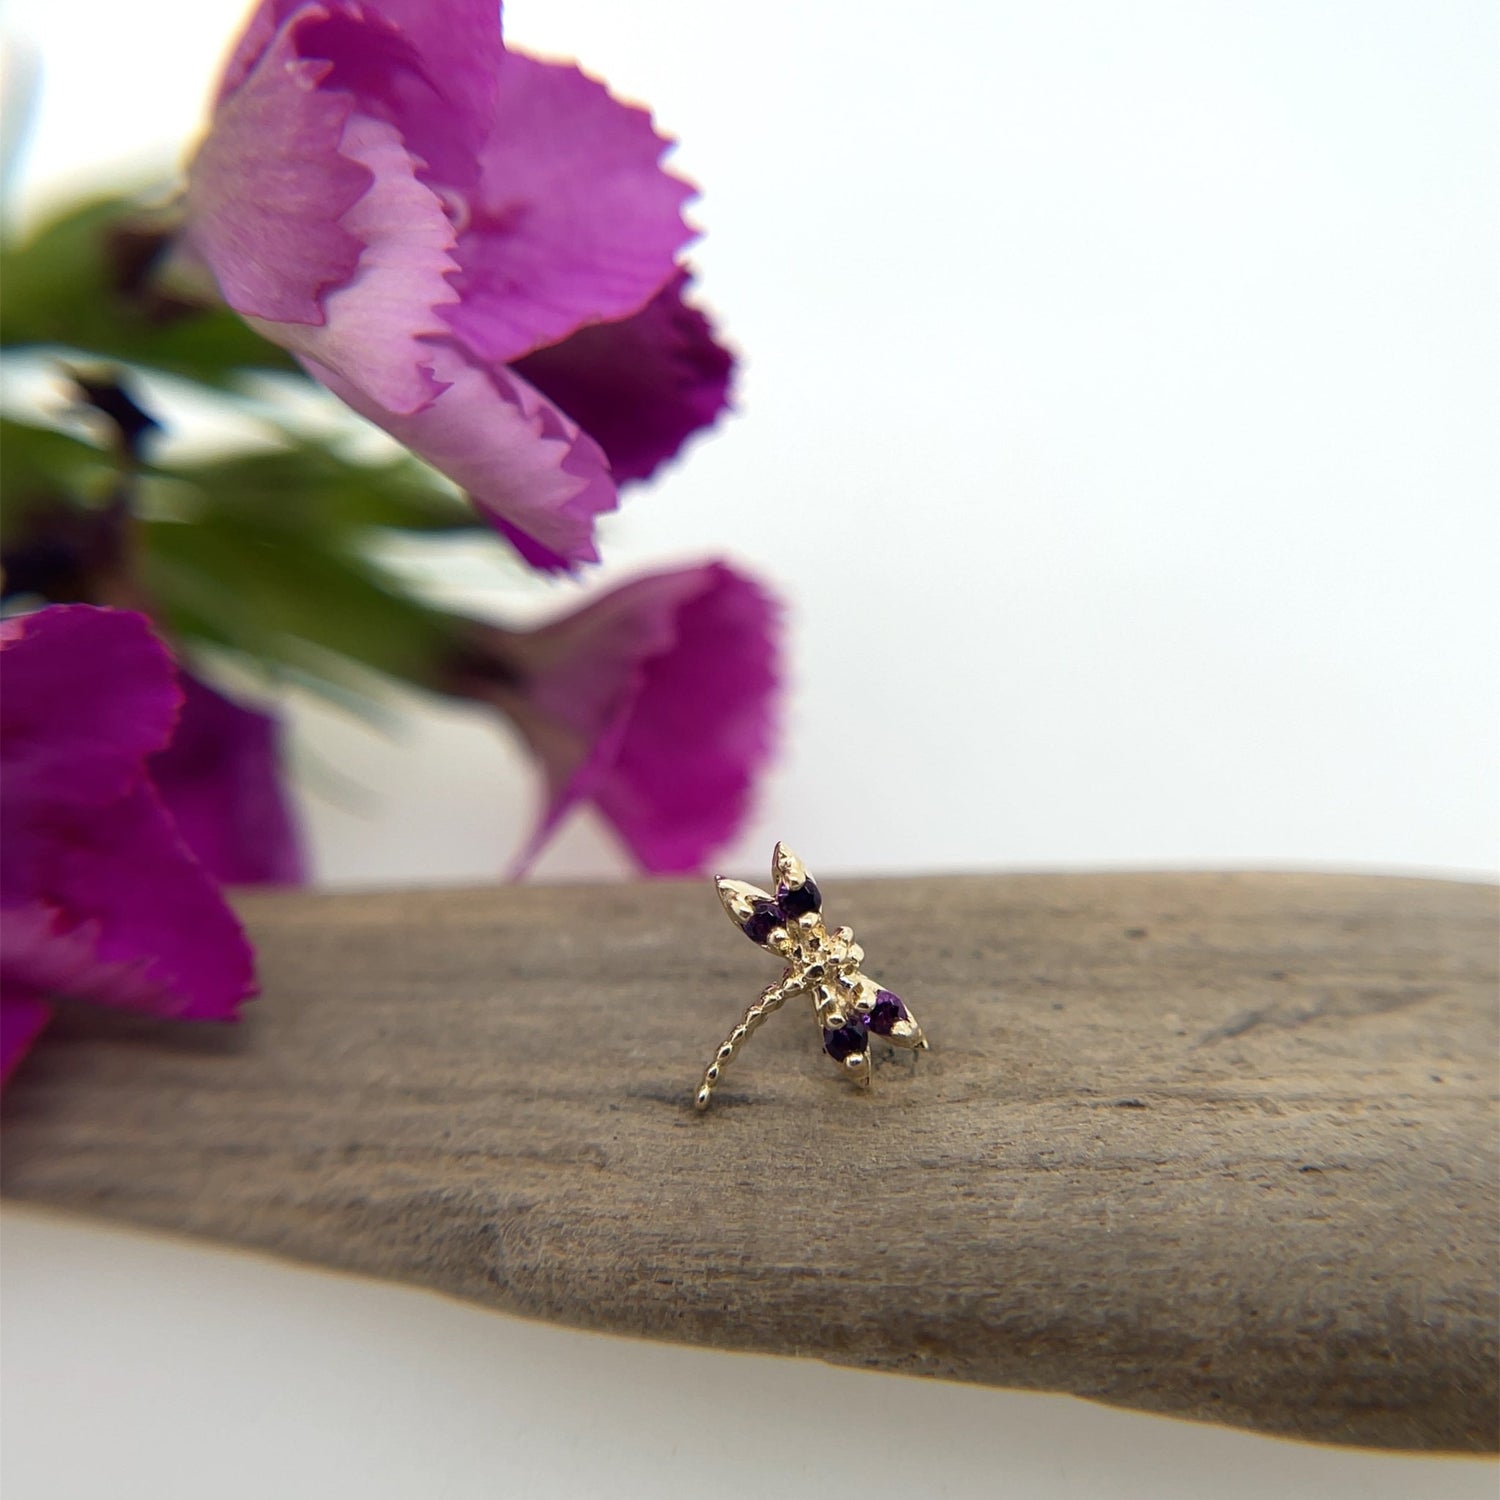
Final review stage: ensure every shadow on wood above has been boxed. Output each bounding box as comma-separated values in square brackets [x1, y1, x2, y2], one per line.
[3, 872, 1496, 1451]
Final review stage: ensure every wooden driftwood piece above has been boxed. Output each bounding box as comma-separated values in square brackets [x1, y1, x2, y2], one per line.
[3, 873, 1496, 1451]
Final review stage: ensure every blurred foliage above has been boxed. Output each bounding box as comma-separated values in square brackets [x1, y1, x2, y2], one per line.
[0, 195, 302, 389]
[0, 191, 503, 715]
[140, 445, 470, 691]
[150, 441, 478, 537]
[0, 416, 118, 517]
[1, 415, 475, 703]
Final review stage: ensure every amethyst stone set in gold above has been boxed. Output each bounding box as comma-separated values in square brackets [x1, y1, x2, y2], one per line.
[695, 844, 927, 1109]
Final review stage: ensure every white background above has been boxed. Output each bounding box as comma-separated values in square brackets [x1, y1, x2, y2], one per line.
[5, 0, 1496, 886]
[2, 1, 1496, 1496]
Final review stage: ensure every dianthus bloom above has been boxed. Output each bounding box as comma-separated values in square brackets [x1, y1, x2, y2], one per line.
[150, 670, 307, 887]
[445, 561, 780, 873]
[0, 606, 257, 1083]
[183, 0, 732, 571]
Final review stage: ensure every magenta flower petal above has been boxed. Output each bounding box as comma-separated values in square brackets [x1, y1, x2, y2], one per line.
[219, 1, 505, 188]
[334, 0, 505, 186]
[0, 607, 256, 1081]
[514, 269, 734, 484]
[189, 11, 462, 416]
[591, 566, 780, 871]
[304, 345, 617, 571]
[442, 51, 695, 365]
[188, 2, 711, 572]
[149, 672, 307, 887]
[1, 991, 53, 1084]
[340, 0, 505, 94]
[0, 605, 179, 808]
[244, 110, 460, 417]
[186, 5, 372, 326]
[2, 782, 255, 1021]
[490, 562, 780, 873]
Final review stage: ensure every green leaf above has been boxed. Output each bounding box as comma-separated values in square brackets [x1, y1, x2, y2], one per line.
[150, 440, 479, 537]
[140, 499, 463, 691]
[0, 194, 303, 390]
[0, 416, 115, 527]
[1, 418, 476, 705]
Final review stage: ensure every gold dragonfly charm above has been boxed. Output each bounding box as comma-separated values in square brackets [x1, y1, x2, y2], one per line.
[695, 843, 927, 1109]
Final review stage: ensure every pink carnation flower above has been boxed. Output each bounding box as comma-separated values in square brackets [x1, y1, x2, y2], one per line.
[0, 607, 257, 1084]
[446, 561, 781, 873]
[183, 0, 732, 570]
[150, 670, 307, 887]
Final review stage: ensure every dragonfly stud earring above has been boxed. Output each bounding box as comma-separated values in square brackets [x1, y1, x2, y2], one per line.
[695, 843, 927, 1109]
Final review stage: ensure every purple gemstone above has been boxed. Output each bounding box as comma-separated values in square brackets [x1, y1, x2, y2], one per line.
[863, 990, 909, 1035]
[777, 877, 821, 920]
[822, 1024, 866, 1063]
[740, 899, 783, 945]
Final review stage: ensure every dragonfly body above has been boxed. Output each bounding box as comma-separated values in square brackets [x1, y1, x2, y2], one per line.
[695, 844, 927, 1110]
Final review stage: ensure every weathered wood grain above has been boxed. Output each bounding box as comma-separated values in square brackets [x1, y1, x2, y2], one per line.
[2, 873, 1496, 1451]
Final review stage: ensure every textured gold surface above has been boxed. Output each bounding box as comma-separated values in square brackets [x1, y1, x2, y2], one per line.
[697, 844, 928, 1108]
